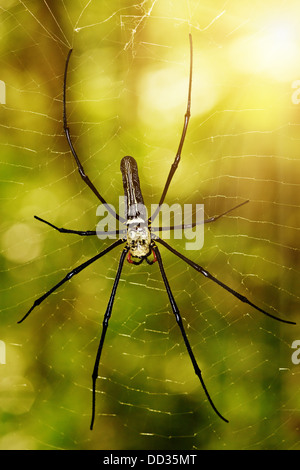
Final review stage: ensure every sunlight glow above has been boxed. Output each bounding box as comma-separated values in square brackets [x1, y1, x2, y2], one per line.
[230, 18, 300, 81]
[139, 63, 219, 127]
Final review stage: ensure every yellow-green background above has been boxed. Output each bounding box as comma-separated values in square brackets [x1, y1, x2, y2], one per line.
[0, 0, 299, 450]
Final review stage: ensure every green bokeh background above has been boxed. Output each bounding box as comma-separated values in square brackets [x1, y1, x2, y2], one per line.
[0, 0, 299, 450]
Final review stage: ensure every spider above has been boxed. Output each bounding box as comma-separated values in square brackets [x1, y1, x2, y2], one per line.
[20, 34, 295, 430]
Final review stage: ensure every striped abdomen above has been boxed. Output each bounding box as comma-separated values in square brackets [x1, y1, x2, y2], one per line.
[120, 156, 151, 258]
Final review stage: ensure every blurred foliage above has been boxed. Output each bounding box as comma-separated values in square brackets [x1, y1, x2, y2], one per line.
[0, 0, 299, 450]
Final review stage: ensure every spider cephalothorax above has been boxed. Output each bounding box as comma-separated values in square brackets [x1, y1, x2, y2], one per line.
[127, 222, 151, 257]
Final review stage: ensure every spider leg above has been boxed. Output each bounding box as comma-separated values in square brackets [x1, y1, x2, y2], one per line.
[149, 34, 193, 224]
[155, 237, 296, 325]
[151, 200, 249, 233]
[63, 49, 125, 224]
[34, 215, 127, 237]
[34, 215, 97, 236]
[153, 244, 228, 423]
[18, 238, 125, 324]
[90, 246, 129, 430]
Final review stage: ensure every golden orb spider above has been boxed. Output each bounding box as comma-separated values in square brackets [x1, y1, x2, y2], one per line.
[20, 35, 295, 430]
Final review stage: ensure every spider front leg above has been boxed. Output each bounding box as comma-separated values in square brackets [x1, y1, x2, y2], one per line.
[90, 246, 129, 430]
[152, 244, 229, 423]
[19, 238, 125, 324]
[156, 237, 296, 325]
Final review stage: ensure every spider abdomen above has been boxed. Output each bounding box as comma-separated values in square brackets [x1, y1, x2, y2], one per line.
[120, 156, 147, 221]
[121, 155, 151, 258]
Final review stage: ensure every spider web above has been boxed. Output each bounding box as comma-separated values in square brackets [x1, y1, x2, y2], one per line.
[0, 0, 299, 450]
